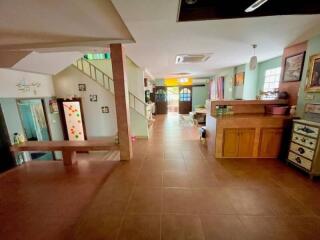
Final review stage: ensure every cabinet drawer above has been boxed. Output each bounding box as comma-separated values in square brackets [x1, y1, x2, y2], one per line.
[294, 123, 319, 138]
[288, 152, 312, 171]
[292, 133, 317, 150]
[290, 142, 314, 160]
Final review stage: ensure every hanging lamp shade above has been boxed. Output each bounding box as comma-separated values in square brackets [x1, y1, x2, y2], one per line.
[249, 56, 257, 70]
[249, 44, 258, 70]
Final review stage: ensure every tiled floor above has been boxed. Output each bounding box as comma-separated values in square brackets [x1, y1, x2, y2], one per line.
[1, 114, 320, 239]
[0, 153, 119, 239]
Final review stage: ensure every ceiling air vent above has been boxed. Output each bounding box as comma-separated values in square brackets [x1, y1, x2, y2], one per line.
[175, 54, 211, 64]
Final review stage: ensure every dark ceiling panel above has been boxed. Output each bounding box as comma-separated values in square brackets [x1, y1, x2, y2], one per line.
[178, 0, 320, 22]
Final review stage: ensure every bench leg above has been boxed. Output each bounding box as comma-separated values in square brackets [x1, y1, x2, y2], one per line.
[62, 150, 77, 166]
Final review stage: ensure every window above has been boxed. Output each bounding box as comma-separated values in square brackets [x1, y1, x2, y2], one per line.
[179, 88, 191, 101]
[262, 67, 281, 99]
[155, 89, 167, 102]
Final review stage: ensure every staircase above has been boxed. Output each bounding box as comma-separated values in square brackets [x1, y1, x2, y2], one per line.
[73, 58, 149, 118]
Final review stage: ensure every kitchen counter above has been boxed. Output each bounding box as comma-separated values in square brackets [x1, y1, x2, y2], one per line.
[206, 100, 292, 159]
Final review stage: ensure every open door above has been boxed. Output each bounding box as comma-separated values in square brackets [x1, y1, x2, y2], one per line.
[155, 87, 168, 114]
[0, 104, 16, 172]
[17, 99, 54, 160]
[179, 86, 192, 114]
[57, 98, 87, 140]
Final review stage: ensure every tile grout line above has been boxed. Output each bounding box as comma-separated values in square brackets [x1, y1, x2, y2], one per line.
[115, 154, 144, 240]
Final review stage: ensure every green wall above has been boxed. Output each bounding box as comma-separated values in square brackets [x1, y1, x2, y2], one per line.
[233, 64, 245, 99]
[257, 56, 282, 93]
[215, 57, 282, 100]
[192, 84, 209, 110]
[213, 67, 235, 100]
[297, 34, 320, 117]
[243, 63, 259, 100]
[235, 64, 246, 73]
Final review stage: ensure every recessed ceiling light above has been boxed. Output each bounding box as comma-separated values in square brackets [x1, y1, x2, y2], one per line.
[170, 72, 191, 76]
[185, 0, 197, 5]
[245, 0, 269, 13]
[179, 78, 189, 83]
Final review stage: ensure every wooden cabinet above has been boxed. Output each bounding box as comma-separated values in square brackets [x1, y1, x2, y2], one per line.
[259, 128, 283, 158]
[223, 129, 238, 157]
[223, 128, 255, 157]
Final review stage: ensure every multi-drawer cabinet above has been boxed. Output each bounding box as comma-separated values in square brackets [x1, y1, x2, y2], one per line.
[287, 119, 320, 178]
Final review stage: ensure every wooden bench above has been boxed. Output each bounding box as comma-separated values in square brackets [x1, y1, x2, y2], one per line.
[10, 140, 119, 166]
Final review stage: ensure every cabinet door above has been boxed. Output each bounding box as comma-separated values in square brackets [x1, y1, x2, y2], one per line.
[259, 128, 283, 158]
[238, 129, 255, 157]
[223, 129, 239, 157]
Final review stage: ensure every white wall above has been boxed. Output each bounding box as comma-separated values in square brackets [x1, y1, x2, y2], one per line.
[53, 66, 118, 137]
[0, 68, 62, 159]
[126, 57, 145, 101]
[0, 68, 54, 98]
[90, 57, 145, 101]
[88, 57, 148, 138]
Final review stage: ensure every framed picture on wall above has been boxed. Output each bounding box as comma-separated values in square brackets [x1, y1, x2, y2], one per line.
[78, 84, 86, 91]
[234, 72, 245, 86]
[283, 52, 305, 82]
[101, 106, 109, 113]
[306, 53, 320, 92]
[89, 94, 97, 102]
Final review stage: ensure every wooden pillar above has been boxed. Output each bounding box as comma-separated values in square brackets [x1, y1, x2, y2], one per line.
[110, 44, 133, 160]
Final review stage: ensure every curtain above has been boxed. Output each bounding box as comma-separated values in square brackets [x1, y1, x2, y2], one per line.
[210, 76, 224, 100]
[30, 104, 47, 141]
[217, 76, 224, 99]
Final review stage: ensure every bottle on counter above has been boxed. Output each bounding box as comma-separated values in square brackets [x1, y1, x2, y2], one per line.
[13, 133, 20, 144]
[19, 134, 25, 143]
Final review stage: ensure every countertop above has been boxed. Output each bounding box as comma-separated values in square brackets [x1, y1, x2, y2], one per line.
[213, 113, 293, 120]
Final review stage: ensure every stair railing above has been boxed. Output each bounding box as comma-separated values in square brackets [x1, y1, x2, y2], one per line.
[73, 58, 148, 118]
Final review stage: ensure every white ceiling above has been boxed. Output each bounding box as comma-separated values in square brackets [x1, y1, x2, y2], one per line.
[12, 52, 83, 75]
[112, 0, 320, 78]
[0, 0, 133, 50]
[0, 0, 134, 68]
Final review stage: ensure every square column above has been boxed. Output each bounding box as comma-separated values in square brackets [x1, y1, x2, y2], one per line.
[110, 44, 133, 160]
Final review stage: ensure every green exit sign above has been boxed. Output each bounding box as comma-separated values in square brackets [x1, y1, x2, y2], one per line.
[84, 52, 111, 60]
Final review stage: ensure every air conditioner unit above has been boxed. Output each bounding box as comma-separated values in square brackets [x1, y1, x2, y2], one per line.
[175, 53, 212, 64]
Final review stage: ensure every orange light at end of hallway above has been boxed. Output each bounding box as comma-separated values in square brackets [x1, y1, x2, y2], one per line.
[164, 78, 192, 86]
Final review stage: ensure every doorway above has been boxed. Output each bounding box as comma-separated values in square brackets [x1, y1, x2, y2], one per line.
[167, 87, 179, 113]
[0, 104, 16, 172]
[57, 98, 87, 140]
[179, 86, 192, 114]
[155, 87, 168, 114]
[17, 99, 54, 160]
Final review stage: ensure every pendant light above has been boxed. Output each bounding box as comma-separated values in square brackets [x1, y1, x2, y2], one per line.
[249, 44, 258, 70]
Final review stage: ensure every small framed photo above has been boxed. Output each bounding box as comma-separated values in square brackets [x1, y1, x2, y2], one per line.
[283, 52, 305, 82]
[101, 106, 109, 113]
[78, 84, 86, 91]
[89, 94, 97, 102]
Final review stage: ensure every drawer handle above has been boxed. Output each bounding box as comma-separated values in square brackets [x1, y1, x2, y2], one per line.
[295, 157, 301, 164]
[301, 138, 306, 143]
[298, 147, 305, 154]
[310, 142, 313, 145]
[298, 127, 315, 134]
